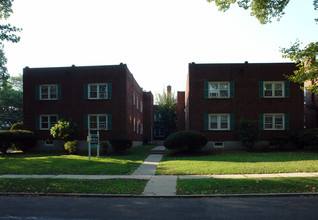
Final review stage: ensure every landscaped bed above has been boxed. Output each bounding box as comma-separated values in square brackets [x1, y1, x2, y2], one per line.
[0, 178, 147, 194]
[177, 177, 318, 195]
[0, 145, 154, 175]
[156, 151, 318, 175]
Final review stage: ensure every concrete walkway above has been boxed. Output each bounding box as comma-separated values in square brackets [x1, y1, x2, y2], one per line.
[1, 146, 318, 196]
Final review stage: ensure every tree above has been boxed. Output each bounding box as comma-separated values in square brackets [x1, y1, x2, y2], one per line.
[155, 87, 177, 138]
[0, 0, 21, 88]
[207, 0, 318, 93]
[207, 0, 290, 24]
[0, 76, 22, 129]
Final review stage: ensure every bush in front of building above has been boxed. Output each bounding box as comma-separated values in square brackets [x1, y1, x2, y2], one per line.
[100, 141, 110, 155]
[109, 137, 132, 155]
[64, 140, 79, 154]
[0, 130, 36, 154]
[10, 122, 24, 130]
[164, 130, 207, 152]
[236, 118, 259, 150]
[50, 119, 80, 142]
[292, 128, 318, 150]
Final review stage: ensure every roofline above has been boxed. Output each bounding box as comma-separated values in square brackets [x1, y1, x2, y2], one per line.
[189, 62, 295, 66]
[23, 63, 127, 70]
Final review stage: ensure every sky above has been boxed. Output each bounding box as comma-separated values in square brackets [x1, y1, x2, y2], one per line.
[2, 0, 318, 95]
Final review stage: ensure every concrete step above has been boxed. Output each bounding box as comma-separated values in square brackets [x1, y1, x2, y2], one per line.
[150, 146, 166, 154]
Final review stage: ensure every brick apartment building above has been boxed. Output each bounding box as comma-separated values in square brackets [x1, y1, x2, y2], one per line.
[23, 64, 153, 152]
[185, 62, 304, 149]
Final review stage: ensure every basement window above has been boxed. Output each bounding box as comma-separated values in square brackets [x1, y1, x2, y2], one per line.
[214, 142, 224, 148]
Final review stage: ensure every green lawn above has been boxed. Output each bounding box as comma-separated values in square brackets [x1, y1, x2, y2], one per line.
[156, 151, 318, 175]
[177, 177, 318, 195]
[0, 178, 147, 194]
[0, 145, 154, 175]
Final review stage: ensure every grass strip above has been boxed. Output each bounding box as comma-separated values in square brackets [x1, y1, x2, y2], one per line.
[177, 177, 318, 195]
[157, 151, 318, 175]
[0, 178, 148, 194]
[0, 145, 154, 175]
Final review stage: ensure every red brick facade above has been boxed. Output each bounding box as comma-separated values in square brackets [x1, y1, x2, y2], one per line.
[185, 62, 304, 146]
[23, 64, 153, 147]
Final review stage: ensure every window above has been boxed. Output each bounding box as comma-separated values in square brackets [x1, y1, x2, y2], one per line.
[140, 123, 143, 134]
[209, 82, 229, 98]
[40, 115, 58, 130]
[133, 117, 136, 131]
[40, 85, 58, 100]
[209, 114, 230, 130]
[89, 84, 107, 99]
[263, 81, 285, 98]
[155, 128, 165, 137]
[140, 101, 143, 113]
[89, 114, 107, 130]
[137, 97, 139, 109]
[214, 142, 224, 148]
[263, 114, 284, 130]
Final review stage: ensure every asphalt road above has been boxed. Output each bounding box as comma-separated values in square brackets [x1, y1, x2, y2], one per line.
[1, 196, 318, 220]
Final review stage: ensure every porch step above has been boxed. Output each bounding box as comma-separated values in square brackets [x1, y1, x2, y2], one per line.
[150, 146, 166, 154]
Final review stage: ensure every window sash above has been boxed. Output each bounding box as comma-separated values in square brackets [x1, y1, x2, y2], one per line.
[40, 115, 58, 130]
[89, 114, 107, 130]
[40, 85, 58, 100]
[88, 84, 108, 99]
[209, 82, 230, 98]
[209, 114, 229, 130]
[264, 82, 284, 98]
[264, 114, 284, 130]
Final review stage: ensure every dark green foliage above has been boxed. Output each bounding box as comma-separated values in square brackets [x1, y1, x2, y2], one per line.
[269, 136, 289, 150]
[109, 137, 132, 155]
[50, 119, 80, 142]
[236, 118, 259, 150]
[100, 141, 109, 155]
[10, 122, 23, 130]
[292, 129, 318, 150]
[164, 130, 207, 152]
[0, 130, 36, 153]
[64, 140, 79, 154]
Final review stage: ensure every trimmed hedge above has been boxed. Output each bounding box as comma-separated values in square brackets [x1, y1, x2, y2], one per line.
[0, 130, 36, 154]
[10, 122, 24, 131]
[109, 137, 132, 155]
[164, 130, 207, 152]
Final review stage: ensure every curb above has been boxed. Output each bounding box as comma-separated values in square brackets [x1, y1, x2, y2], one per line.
[1, 192, 318, 199]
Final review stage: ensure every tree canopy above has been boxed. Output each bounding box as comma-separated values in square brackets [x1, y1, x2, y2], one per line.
[155, 87, 177, 138]
[207, 0, 318, 93]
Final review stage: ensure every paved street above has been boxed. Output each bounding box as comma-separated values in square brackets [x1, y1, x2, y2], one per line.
[1, 196, 318, 220]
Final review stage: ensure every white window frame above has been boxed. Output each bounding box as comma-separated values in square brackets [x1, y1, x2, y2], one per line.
[40, 85, 58, 100]
[209, 82, 230, 98]
[263, 81, 284, 98]
[209, 114, 230, 131]
[88, 114, 107, 130]
[264, 114, 285, 130]
[88, 83, 108, 99]
[40, 114, 58, 130]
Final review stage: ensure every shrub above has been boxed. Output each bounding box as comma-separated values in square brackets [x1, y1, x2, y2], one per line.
[109, 137, 132, 155]
[236, 118, 259, 150]
[50, 119, 80, 142]
[64, 140, 79, 154]
[100, 141, 109, 155]
[164, 130, 207, 152]
[0, 130, 36, 153]
[10, 122, 24, 131]
[292, 129, 318, 150]
[269, 136, 289, 150]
